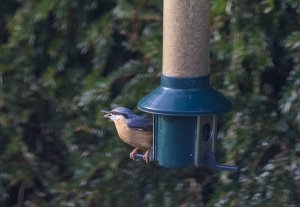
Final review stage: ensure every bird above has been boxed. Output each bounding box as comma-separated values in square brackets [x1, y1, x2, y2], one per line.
[102, 107, 153, 163]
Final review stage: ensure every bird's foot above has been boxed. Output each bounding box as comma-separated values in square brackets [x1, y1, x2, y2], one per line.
[143, 149, 150, 163]
[129, 148, 139, 160]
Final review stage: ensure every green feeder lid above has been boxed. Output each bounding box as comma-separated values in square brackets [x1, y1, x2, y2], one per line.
[138, 75, 231, 116]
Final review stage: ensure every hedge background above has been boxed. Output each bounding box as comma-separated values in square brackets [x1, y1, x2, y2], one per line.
[0, 0, 299, 206]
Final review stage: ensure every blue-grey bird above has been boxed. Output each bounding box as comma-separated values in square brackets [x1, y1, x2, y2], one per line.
[102, 107, 153, 162]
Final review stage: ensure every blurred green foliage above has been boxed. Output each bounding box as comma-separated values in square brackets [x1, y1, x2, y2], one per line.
[0, 0, 299, 206]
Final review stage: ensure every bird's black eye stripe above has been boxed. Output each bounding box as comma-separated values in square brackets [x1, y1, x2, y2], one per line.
[110, 111, 129, 118]
[111, 111, 121, 115]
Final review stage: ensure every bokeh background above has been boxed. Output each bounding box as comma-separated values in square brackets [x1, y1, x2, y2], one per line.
[0, 0, 299, 206]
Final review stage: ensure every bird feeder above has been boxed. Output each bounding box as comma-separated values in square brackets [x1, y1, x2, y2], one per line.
[138, 0, 237, 171]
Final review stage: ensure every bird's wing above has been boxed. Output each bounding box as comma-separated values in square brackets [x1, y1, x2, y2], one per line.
[125, 117, 153, 131]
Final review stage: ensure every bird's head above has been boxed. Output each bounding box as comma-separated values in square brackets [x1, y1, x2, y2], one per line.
[101, 107, 135, 121]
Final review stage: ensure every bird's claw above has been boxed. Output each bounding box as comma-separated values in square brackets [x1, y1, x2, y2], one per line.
[129, 148, 139, 161]
[143, 150, 150, 163]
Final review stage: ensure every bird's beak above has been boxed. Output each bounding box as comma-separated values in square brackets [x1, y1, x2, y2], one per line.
[101, 110, 111, 118]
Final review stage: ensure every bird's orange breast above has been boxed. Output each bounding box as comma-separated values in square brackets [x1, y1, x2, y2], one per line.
[113, 118, 152, 150]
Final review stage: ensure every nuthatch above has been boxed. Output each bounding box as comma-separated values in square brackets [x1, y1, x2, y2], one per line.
[102, 107, 153, 163]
